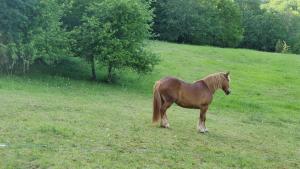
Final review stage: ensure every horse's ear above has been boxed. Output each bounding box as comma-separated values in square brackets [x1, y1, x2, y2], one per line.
[225, 71, 230, 77]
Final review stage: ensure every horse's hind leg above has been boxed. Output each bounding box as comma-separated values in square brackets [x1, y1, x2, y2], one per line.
[160, 100, 173, 128]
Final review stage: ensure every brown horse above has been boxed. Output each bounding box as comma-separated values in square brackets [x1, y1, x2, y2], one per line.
[152, 72, 231, 133]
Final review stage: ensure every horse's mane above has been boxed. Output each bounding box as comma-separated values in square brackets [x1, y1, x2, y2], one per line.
[201, 72, 226, 93]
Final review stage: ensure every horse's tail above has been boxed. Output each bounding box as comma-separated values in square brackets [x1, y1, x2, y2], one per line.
[152, 81, 162, 123]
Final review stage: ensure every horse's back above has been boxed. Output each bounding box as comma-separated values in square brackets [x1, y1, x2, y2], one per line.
[156, 77, 183, 101]
[158, 76, 186, 89]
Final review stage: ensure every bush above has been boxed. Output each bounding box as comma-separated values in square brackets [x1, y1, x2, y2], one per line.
[275, 40, 290, 53]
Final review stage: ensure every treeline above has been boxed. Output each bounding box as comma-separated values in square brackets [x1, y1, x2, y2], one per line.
[153, 0, 300, 54]
[0, 0, 158, 82]
[1, 0, 299, 80]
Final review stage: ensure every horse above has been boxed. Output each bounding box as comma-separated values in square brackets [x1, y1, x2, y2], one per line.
[152, 72, 231, 133]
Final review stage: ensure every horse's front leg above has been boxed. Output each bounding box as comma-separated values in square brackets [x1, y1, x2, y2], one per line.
[198, 105, 208, 133]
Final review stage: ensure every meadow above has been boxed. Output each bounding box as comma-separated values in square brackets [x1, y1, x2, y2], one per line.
[0, 41, 300, 168]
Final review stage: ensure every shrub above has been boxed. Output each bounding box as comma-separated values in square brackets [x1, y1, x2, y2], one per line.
[275, 40, 290, 53]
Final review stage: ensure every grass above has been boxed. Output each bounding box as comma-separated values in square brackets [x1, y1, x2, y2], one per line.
[0, 41, 300, 168]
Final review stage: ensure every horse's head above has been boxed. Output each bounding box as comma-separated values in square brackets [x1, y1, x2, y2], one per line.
[221, 72, 231, 95]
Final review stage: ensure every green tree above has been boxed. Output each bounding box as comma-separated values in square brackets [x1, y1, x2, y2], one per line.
[289, 17, 300, 53]
[0, 0, 70, 73]
[236, 0, 290, 52]
[31, 0, 70, 64]
[0, 0, 38, 44]
[236, 0, 300, 53]
[0, 0, 37, 73]
[153, 0, 206, 43]
[262, 0, 300, 53]
[60, 0, 95, 30]
[72, 0, 158, 82]
[153, 0, 243, 47]
[214, 0, 243, 47]
[262, 0, 300, 15]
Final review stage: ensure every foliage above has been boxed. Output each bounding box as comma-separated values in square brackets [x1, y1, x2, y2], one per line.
[241, 10, 288, 51]
[60, 0, 95, 30]
[0, 0, 37, 73]
[0, 43, 9, 73]
[151, 0, 300, 53]
[72, 0, 158, 82]
[153, 0, 243, 47]
[262, 0, 300, 54]
[262, 0, 300, 53]
[0, 0, 70, 73]
[236, 0, 291, 52]
[31, 0, 71, 64]
[1, 0, 300, 77]
[214, 0, 243, 47]
[262, 0, 300, 15]
[0, 0, 38, 44]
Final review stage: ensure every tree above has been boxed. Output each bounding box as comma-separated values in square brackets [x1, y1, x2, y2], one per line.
[236, 0, 300, 53]
[152, 0, 243, 47]
[31, 0, 71, 64]
[0, 0, 37, 73]
[214, 0, 243, 47]
[261, 0, 300, 54]
[247, 11, 288, 51]
[153, 0, 206, 43]
[261, 0, 300, 15]
[0, 0, 38, 44]
[72, 0, 158, 82]
[289, 17, 300, 53]
[0, 0, 70, 73]
[60, 0, 95, 30]
[71, 16, 106, 80]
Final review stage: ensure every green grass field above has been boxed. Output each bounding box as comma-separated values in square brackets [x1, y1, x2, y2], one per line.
[1, 41, 300, 168]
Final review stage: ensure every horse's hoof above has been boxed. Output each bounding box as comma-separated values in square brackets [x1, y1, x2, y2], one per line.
[205, 128, 209, 132]
[198, 128, 206, 133]
[161, 124, 170, 128]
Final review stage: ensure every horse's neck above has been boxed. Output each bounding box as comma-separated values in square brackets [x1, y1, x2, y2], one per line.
[206, 83, 218, 94]
[202, 76, 222, 94]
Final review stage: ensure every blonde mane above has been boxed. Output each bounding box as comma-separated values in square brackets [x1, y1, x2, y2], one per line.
[202, 72, 226, 93]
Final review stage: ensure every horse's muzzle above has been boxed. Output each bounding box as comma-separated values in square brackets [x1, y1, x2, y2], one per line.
[225, 90, 231, 95]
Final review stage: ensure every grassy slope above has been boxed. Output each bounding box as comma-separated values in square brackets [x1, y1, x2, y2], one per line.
[0, 41, 300, 168]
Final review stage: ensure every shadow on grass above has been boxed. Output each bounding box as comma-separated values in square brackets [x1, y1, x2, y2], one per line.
[29, 57, 144, 84]
[0, 57, 155, 94]
[29, 57, 93, 81]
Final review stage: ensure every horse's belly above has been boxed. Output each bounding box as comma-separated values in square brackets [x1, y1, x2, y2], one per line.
[176, 91, 211, 109]
[175, 98, 202, 109]
[175, 101, 199, 109]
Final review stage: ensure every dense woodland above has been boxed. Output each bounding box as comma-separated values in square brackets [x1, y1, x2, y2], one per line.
[0, 0, 300, 80]
[153, 0, 300, 53]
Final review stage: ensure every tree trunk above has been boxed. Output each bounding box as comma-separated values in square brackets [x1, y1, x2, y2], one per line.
[23, 61, 26, 74]
[91, 56, 96, 80]
[107, 63, 113, 83]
